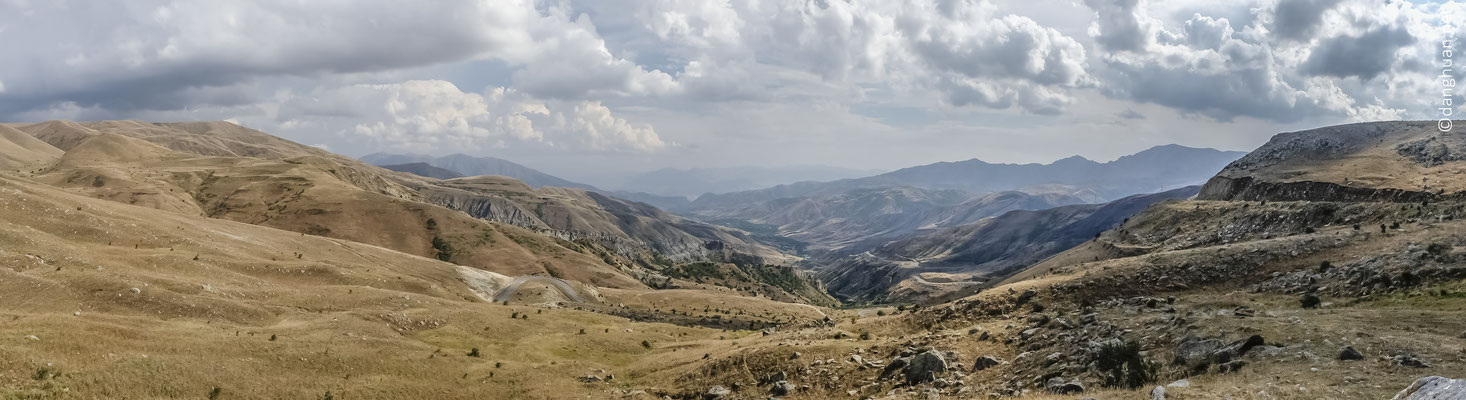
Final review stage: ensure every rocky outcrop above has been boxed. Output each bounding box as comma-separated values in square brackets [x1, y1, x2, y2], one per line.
[1197, 176, 1454, 203]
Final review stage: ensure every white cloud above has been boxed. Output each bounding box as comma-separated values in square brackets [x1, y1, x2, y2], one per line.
[278, 80, 666, 154]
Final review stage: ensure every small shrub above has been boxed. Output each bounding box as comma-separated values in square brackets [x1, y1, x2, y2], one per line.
[1319, 261, 1333, 273]
[876, 310, 886, 316]
[33, 366, 52, 381]
[209, 387, 222, 400]
[859, 331, 871, 340]
[467, 348, 481, 357]
[269, 334, 277, 341]
[431, 236, 455, 261]
[641, 340, 652, 349]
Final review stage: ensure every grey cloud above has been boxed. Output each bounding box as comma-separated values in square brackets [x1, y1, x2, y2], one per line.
[1301, 26, 1416, 80]
[1271, 0, 1343, 41]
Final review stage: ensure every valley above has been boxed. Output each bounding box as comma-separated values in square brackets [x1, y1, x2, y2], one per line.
[1, 119, 1464, 399]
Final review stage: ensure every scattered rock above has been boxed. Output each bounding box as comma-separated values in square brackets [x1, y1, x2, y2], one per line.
[1168, 379, 1190, 388]
[1390, 376, 1466, 400]
[23, 335, 39, 341]
[578, 375, 601, 383]
[1080, 313, 1097, 325]
[972, 356, 1003, 371]
[978, 331, 990, 341]
[1233, 307, 1255, 317]
[1393, 355, 1431, 368]
[1459, 330, 1466, 339]
[704, 385, 731, 400]
[129, 287, 141, 294]
[850, 355, 863, 364]
[789, 352, 801, 360]
[1151, 385, 1167, 400]
[770, 380, 792, 396]
[1338, 346, 1364, 361]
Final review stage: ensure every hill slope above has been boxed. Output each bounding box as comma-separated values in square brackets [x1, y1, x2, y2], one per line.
[4, 120, 801, 296]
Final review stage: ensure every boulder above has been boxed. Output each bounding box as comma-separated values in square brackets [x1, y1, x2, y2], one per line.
[1151, 385, 1167, 400]
[905, 350, 948, 384]
[1339, 346, 1364, 361]
[973, 356, 1004, 371]
[1174, 338, 1225, 369]
[1390, 376, 1466, 400]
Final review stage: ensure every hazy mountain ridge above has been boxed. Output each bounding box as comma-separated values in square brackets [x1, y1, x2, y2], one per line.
[361, 152, 597, 190]
[379, 162, 464, 179]
[688, 145, 1245, 212]
[607, 165, 885, 199]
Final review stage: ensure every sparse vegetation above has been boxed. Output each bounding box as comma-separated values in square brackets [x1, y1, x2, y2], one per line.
[431, 236, 455, 261]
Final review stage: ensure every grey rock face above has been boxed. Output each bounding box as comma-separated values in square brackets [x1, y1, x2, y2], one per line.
[1390, 376, 1466, 400]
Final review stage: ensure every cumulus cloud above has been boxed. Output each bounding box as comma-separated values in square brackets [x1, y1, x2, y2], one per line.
[1083, 0, 1160, 53]
[278, 80, 666, 153]
[1081, 0, 1447, 123]
[644, 0, 1093, 114]
[1269, 0, 1343, 41]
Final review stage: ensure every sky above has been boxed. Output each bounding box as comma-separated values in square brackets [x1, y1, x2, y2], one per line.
[0, 0, 1462, 182]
